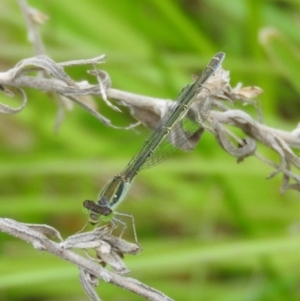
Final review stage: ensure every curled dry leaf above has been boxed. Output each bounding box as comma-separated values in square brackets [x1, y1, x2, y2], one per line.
[79, 269, 102, 301]
[234, 86, 263, 99]
[61, 227, 141, 274]
[0, 88, 27, 114]
[28, 7, 49, 25]
[96, 245, 130, 274]
[25, 223, 63, 241]
[0, 54, 131, 129]
[212, 119, 256, 160]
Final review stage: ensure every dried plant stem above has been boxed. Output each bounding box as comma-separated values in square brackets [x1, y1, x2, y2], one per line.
[0, 218, 174, 301]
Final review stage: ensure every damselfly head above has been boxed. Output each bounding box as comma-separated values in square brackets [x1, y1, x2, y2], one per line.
[83, 200, 99, 224]
[83, 199, 113, 225]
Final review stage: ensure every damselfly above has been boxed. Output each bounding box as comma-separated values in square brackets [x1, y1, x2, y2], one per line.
[83, 52, 225, 240]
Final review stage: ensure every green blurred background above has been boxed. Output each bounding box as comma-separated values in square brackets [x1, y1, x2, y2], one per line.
[1, 0, 300, 300]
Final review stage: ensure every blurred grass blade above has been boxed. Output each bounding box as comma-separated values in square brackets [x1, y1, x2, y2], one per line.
[259, 27, 300, 94]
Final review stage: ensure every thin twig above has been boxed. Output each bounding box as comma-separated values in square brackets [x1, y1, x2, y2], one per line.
[18, 0, 46, 55]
